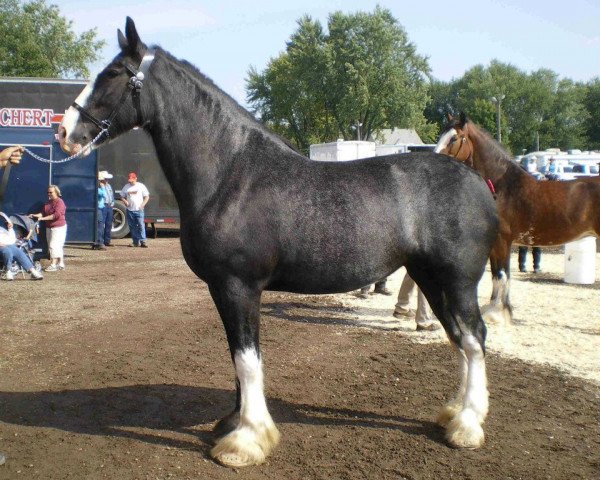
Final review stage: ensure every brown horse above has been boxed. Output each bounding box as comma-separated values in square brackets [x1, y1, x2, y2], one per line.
[436, 113, 600, 324]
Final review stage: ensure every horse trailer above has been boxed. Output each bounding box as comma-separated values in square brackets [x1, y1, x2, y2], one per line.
[0, 77, 179, 242]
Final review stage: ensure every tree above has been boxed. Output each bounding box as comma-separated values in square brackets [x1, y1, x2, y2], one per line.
[582, 78, 600, 150]
[423, 61, 589, 154]
[246, 7, 434, 152]
[0, 0, 104, 78]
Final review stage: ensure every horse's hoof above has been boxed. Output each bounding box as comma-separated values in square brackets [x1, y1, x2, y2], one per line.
[211, 424, 281, 468]
[445, 409, 485, 449]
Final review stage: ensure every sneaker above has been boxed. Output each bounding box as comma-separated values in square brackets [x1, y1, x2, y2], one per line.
[104, 243, 113, 247]
[45, 265, 59, 272]
[416, 322, 441, 332]
[393, 308, 416, 319]
[58, 263, 65, 270]
[518, 266, 526, 273]
[2, 270, 14, 281]
[533, 267, 541, 274]
[140, 242, 148, 248]
[30, 269, 43, 280]
[128, 243, 138, 247]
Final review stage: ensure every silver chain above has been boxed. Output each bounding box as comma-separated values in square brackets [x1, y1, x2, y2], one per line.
[23, 129, 108, 164]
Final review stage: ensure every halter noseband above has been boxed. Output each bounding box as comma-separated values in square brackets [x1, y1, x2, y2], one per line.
[72, 48, 156, 140]
[445, 130, 473, 167]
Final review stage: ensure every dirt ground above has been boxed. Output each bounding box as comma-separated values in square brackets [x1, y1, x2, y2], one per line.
[0, 234, 598, 480]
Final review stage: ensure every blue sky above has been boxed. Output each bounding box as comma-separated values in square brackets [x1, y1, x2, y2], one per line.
[59, 0, 600, 106]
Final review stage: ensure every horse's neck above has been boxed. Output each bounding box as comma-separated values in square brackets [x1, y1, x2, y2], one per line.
[143, 55, 284, 213]
[470, 127, 515, 183]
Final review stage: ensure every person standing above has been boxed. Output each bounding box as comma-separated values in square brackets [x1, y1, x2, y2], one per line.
[100, 171, 115, 247]
[121, 172, 150, 248]
[93, 173, 109, 250]
[30, 185, 67, 271]
[393, 272, 440, 331]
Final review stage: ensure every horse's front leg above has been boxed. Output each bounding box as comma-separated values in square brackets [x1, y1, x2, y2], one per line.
[481, 237, 513, 325]
[208, 279, 280, 468]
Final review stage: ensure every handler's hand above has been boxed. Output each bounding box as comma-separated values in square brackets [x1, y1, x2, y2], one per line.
[0, 145, 24, 167]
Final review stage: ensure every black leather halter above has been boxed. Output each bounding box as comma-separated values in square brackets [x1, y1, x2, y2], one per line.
[72, 49, 156, 140]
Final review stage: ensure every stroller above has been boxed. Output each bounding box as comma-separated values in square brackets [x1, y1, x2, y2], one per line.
[0, 212, 43, 279]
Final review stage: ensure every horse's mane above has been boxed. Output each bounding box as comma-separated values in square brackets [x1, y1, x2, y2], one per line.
[467, 120, 513, 164]
[155, 46, 299, 154]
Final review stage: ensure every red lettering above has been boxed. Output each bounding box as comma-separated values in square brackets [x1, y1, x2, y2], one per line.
[32, 109, 42, 126]
[0, 107, 55, 128]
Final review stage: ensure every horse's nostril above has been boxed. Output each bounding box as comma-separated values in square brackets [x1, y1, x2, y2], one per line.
[58, 125, 67, 140]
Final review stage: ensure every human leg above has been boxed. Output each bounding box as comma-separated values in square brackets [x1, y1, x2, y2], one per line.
[415, 287, 440, 331]
[10, 245, 34, 271]
[532, 247, 542, 273]
[0, 246, 13, 270]
[518, 246, 527, 272]
[393, 272, 416, 317]
[0, 246, 14, 279]
[94, 207, 105, 249]
[126, 210, 140, 246]
[103, 206, 113, 245]
[373, 278, 392, 295]
[357, 285, 370, 298]
[137, 210, 147, 245]
[46, 225, 67, 270]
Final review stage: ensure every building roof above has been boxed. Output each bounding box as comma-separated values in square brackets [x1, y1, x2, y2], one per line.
[375, 128, 424, 145]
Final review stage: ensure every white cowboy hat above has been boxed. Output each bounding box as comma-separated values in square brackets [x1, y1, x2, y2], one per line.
[98, 170, 113, 180]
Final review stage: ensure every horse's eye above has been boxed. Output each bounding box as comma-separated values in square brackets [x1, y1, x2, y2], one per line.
[106, 69, 120, 78]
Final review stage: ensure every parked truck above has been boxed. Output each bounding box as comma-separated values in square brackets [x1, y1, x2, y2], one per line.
[0, 77, 179, 242]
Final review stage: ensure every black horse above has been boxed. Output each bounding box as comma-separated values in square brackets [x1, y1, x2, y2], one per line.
[59, 18, 498, 468]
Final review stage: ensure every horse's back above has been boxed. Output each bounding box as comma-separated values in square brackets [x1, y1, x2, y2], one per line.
[244, 151, 498, 293]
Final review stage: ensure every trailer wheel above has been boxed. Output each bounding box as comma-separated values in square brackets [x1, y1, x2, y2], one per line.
[112, 202, 130, 239]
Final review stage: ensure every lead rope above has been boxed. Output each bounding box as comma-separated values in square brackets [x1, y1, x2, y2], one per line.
[22, 128, 108, 164]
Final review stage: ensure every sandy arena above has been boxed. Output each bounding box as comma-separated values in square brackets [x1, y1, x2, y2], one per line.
[0, 234, 598, 479]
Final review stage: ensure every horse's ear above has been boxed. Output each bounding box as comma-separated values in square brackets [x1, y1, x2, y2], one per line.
[117, 29, 128, 51]
[459, 112, 468, 127]
[446, 113, 453, 122]
[124, 17, 146, 57]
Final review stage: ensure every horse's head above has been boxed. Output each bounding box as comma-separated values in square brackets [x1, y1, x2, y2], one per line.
[434, 113, 474, 167]
[59, 17, 154, 155]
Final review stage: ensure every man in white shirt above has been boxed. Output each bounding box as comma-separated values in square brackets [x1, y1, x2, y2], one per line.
[120, 172, 150, 248]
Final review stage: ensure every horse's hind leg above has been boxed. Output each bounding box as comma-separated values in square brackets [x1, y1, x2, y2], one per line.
[411, 270, 488, 448]
[481, 237, 513, 325]
[208, 279, 280, 468]
[445, 329, 488, 449]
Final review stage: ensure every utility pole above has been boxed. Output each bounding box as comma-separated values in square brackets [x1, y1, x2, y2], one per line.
[491, 94, 505, 143]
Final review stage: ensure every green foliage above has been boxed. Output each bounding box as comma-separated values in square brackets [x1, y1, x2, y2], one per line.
[582, 78, 600, 150]
[424, 61, 593, 154]
[246, 7, 434, 152]
[0, 0, 104, 78]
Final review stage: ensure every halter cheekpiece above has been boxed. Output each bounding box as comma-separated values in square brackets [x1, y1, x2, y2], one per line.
[72, 48, 156, 140]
